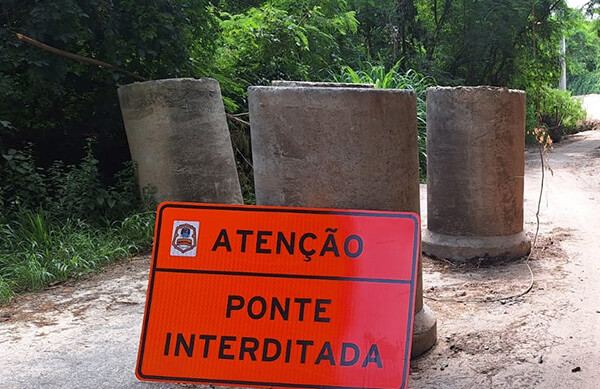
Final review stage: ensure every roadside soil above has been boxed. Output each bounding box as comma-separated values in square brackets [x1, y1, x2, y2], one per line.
[412, 129, 600, 388]
[1, 130, 599, 389]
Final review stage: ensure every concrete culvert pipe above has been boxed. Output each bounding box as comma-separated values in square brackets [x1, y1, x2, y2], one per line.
[423, 86, 531, 261]
[248, 85, 437, 357]
[118, 78, 243, 204]
[271, 80, 374, 88]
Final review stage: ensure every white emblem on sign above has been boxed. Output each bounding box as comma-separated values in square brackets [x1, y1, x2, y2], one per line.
[170, 221, 199, 257]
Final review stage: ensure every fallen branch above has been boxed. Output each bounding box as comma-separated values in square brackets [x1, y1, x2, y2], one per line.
[226, 113, 250, 127]
[15, 32, 147, 82]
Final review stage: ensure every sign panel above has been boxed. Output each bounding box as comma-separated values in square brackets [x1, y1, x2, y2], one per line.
[136, 202, 420, 389]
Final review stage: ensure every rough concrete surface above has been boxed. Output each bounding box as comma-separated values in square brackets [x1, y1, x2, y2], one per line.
[271, 80, 374, 88]
[249, 86, 420, 212]
[422, 230, 531, 262]
[248, 86, 436, 357]
[1, 130, 600, 388]
[423, 86, 531, 260]
[118, 78, 242, 204]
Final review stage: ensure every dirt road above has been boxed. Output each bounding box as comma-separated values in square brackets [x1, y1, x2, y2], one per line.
[1, 130, 599, 389]
[413, 129, 600, 388]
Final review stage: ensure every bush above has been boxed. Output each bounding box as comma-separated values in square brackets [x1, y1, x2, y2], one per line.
[526, 87, 587, 143]
[0, 140, 145, 223]
[0, 145, 47, 211]
[0, 141, 155, 303]
[568, 73, 600, 95]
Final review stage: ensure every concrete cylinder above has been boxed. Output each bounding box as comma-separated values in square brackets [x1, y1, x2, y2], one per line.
[423, 86, 531, 260]
[248, 86, 436, 357]
[118, 78, 243, 204]
[271, 80, 374, 88]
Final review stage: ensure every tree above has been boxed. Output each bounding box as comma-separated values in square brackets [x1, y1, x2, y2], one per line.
[348, 0, 570, 87]
[212, 0, 358, 111]
[566, 8, 600, 94]
[0, 0, 218, 171]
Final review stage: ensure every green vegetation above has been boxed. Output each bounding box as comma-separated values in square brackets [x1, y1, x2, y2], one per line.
[214, 0, 359, 111]
[0, 143, 154, 302]
[1, 0, 598, 300]
[526, 86, 587, 143]
[0, 210, 154, 301]
[566, 8, 600, 95]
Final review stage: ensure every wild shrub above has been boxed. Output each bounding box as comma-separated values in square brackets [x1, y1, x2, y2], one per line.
[0, 141, 155, 302]
[526, 86, 587, 143]
[1, 140, 144, 223]
[48, 142, 142, 222]
[0, 145, 47, 211]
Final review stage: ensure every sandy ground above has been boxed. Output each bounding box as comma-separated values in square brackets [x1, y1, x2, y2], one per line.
[411, 129, 600, 388]
[1, 130, 599, 389]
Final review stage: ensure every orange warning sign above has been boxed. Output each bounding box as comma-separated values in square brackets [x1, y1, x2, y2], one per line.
[136, 202, 420, 389]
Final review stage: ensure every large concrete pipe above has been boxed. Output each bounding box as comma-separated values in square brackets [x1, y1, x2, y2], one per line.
[248, 85, 437, 357]
[271, 80, 373, 88]
[423, 86, 531, 260]
[118, 78, 242, 204]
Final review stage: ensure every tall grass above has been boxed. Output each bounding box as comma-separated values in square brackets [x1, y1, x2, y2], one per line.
[330, 60, 435, 179]
[0, 210, 154, 302]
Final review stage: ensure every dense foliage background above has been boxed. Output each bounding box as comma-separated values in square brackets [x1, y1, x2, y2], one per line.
[0, 0, 598, 300]
[1, 1, 597, 161]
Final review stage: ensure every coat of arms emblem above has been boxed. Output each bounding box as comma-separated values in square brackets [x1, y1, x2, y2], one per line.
[170, 221, 199, 256]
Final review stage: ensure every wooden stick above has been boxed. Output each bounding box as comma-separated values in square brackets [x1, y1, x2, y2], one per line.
[15, 32, 148, 82]
[226, 113, 250, 127]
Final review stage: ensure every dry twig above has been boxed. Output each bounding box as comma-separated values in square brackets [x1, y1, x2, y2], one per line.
[14, 32, 147, 82]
